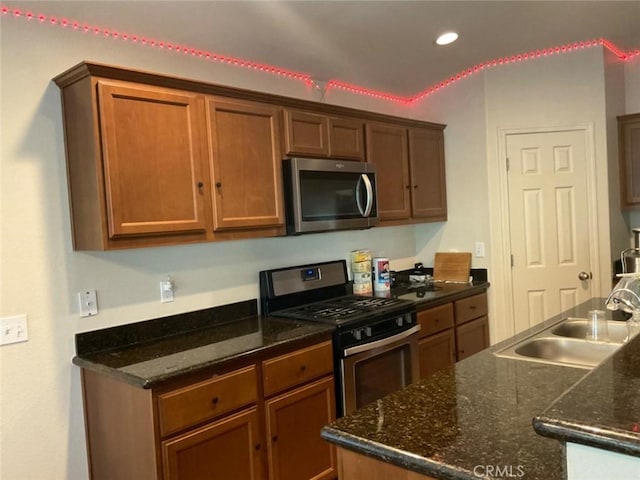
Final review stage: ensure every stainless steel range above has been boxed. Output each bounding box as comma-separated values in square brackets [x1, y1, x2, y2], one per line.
[260, 260, 419, 416]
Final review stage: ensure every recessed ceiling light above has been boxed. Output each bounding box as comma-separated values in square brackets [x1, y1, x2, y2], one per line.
[436, 32, 459, 46]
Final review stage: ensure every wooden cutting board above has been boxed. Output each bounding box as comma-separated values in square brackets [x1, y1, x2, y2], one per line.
[433, 252, 472, 282]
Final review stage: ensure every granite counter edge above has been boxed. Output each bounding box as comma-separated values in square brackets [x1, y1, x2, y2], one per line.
[533, 414, 640, 456]
[73, 327, 333, 389]
[321, 426, 478, 480]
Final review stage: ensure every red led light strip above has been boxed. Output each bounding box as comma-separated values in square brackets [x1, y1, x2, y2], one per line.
[0, 5, 313, 83]
[2, 4, 639, 105]
[409, 39, 640, 103]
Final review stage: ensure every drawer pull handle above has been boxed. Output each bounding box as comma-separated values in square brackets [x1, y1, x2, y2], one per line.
[211, 396, 219, 405]
[469, 305, 476, 310]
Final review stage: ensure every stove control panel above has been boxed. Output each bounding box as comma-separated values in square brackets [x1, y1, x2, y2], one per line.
[345, 311, 416, 347]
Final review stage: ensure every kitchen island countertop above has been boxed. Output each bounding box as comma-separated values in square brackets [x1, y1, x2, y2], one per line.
[321, 298, 634, 480]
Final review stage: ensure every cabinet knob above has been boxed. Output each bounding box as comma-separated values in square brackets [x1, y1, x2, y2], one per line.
[272, 435, 278, 442]
[405, 185, 411, 189]
[469, 305, 476, 310]
[413, 185, 418, 189]
[215, 181, 222, 189]
[300, 364, 307, 372]
[211, 396, 219, 405]
[197, 181, 204, 191]
[255, 444, 261, 451]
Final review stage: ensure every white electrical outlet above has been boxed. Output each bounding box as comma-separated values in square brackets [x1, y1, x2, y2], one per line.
[0, 314, 29, 345]
[79, 290, 98, 317]
[160, 278, 174, 303]
[474, 241, 486, 258]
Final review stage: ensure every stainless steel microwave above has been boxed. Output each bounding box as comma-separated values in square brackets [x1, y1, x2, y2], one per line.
[283, 157, 379, 235]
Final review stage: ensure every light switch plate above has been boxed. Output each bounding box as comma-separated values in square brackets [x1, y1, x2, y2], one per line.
[0, 315, 29, 345]
[79, 290, 98, 317]
[474, 241, 485, 258]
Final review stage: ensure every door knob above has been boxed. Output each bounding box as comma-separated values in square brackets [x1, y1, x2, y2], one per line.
[578, 271, 592, 281]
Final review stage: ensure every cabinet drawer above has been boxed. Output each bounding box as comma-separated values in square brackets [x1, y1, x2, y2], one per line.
[158, 365, 257, 437]
[263, 341, 333, 397]
[417, 303, 454, 337]
[454, 293, 488, 325]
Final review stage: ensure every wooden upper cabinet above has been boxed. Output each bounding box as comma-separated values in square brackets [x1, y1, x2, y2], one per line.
[365, 122, 411, 220]
[283, 109, 329, 157]
[54, 63, 446, 249]
[284, 109, 365, 160]
[97, 80, 209, 238]
[408, 127, 447, 220]
[207, 98, 284, 230]
[618, 113, 640, 209]
[327, 116, 365, 160]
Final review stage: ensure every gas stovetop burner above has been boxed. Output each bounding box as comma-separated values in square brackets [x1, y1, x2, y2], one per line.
[281, 295, 408, 321]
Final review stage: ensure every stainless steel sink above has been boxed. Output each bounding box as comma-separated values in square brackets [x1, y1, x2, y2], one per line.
[550, 318, 628, 344]
[494, 316, 627, 369]
[512, 337, 619, 368]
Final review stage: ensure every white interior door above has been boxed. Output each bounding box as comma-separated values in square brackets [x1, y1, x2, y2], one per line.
[507, 129, 593, 332]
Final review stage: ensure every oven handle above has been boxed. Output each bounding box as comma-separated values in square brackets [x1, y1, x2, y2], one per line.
[343, 325, 420, 357]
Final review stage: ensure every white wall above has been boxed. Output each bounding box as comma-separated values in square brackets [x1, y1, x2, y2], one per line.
[411, 74, 490, 269]
[0, 17, 418, 480]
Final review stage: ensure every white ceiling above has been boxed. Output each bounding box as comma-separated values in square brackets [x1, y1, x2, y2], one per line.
[9, 1, 640, 97]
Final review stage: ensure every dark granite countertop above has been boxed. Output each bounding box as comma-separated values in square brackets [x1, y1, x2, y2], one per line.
[321, 298, 632, 480]
[390, 281, 490, 308]
[533, 330, 640, 456]
[73, 280, 490, 390]
[73, 299, 334, 388]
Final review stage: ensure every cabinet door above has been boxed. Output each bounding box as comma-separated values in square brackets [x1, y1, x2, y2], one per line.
[207, 98, 284, 230]
[365, 123, 410, 220]
[328, 117, 365, 160]
[162, 408, 264, 480]
[417, 303, 454, 337]
[97, 80, 209, 237]
[283, 109, 329, 157]
[456, 316, 490, 361]
[265, 376, 336, 480]
[454, 293, 488, 326]
[419, 329, 456, 379]
[408, 128, 447, 220]
[619, 114, 640, 209]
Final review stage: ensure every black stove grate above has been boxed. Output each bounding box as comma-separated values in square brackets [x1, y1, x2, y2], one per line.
[275, 295, 411, 323]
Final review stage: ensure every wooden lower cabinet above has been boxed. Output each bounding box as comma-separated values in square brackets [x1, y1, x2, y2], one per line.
[337, 447, 437, 480]
[80, 339, 336, 480]
[416, 303, 456, 379]
[417, 292, 490, 378]
[162, 408, 263, 480]
[456, 315, 490, 361]
[418, 329, 456, 378]
[265, 377, 336, 480]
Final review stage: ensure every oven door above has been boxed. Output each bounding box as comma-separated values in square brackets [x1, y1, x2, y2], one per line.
[340, 325, 420, 415]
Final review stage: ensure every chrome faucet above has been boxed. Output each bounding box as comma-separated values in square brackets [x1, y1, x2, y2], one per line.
[605, 275, 640, 313]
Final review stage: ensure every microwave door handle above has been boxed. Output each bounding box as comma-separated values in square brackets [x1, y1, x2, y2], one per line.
[355, 175, 365, 216]
[362, 174, 374, 217]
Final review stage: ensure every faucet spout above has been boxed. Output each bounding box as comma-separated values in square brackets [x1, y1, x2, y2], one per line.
[605, 276, 640, 313]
